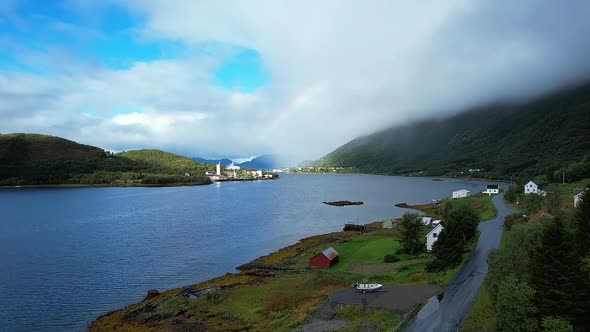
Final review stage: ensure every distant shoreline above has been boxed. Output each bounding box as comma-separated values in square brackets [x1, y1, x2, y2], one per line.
[288, 172, 511, 183]
[0, 177, 278, 189]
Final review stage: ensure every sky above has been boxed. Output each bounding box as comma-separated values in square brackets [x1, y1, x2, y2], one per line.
[2, 1, 590, 164]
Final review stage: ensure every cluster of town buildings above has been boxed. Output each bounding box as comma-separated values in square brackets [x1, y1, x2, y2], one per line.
[204, 162, 273, 182]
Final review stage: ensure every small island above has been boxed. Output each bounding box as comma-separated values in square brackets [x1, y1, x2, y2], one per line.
[323, 200, 364, 206]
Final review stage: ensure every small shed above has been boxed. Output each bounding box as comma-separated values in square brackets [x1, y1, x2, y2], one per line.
[452, 189, 470, 199]
[529, 210, 554, 222]
[421, 216, 433, 226]
[309, 247, 340, 268]
[383, 218, 400, 229]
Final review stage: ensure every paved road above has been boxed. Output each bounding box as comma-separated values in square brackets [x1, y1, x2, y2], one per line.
[405, 194, 514, 332]
[331, 285, 440, 313]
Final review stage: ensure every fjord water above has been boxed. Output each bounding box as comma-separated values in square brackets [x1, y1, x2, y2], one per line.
[0, 174, 500, 331]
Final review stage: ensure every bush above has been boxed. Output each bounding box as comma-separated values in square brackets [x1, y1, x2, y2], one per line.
[505, 185, 522, 203]
[541, 316, 573, 332]
[504, 214, 526, 231]
[384, 254, 400, 263]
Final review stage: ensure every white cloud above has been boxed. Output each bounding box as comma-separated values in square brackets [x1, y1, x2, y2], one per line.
[2, 1, 590, 164]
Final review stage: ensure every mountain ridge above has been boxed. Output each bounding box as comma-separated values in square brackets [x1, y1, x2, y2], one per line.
[317, 81, 590, 179]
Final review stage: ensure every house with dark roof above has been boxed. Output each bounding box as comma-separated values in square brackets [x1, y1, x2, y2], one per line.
[482, 184, 499, 195]
[309, 247, 340, 268]
[524, 180, 547, 196]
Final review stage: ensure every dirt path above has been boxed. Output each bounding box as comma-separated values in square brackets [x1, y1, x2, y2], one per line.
[348, 258, 433, 274]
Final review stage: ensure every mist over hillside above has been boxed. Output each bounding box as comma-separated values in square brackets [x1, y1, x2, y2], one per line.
[318, 81, 590, 179]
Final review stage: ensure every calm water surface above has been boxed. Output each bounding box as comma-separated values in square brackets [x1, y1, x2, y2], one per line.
[0, 174, 501, 331]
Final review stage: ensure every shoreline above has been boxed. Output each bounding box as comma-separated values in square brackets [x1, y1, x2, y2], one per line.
[0, 177, 278, 189]
[90, 220, 385, 330]
[287, 171, 511, 183]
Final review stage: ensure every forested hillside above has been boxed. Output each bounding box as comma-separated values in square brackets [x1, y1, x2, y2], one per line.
[0, 134, 212, 186]
[318, 82, 590, 179]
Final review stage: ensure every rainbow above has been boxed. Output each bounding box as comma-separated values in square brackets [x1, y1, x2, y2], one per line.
[261, 81, 327, 138]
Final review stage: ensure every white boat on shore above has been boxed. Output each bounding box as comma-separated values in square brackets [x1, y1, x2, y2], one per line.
[355, 283, 383, 293]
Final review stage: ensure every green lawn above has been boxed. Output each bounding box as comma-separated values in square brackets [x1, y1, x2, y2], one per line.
[331, 235, 400, 271]
[446, 193, 497, 221]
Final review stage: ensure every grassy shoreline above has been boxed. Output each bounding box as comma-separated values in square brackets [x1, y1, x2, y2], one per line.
[91, 193, 496, 331]
[90, 217, 458, 331]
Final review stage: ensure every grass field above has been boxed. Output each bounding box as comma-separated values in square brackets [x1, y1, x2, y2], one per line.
[331, 233, 400, 271]
[446, 193, 497, 221]
[92, 226, 463, 331]
[400, 193, 497, 222]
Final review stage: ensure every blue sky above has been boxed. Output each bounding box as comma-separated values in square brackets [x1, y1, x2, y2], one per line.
[0, 1, 268, 91]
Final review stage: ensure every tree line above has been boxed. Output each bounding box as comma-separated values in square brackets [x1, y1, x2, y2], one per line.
[485, 191, 590, 331]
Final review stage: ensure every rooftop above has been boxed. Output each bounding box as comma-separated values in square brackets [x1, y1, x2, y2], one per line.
[321, 247, 339, 260]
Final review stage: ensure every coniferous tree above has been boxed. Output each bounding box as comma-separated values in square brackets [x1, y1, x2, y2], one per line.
[496, 276, 538, 332]
[532, 219, 579, 325]
[426, 220, 463, 272]
[575, 190, 590, 257]
[398, 213, 424, 254]
[427, 204, 480, 272]
[573, 190, 590, 329]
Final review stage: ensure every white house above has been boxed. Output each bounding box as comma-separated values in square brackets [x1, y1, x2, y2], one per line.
[574, 188, 586, 208]
[482, 184, 499, 195]
[432, 220, 442, 227]
[452, 189, 470, 199]
[421, 217, 432, 226]
[426, 223, 444, 252]
[524, 181, 547, 196]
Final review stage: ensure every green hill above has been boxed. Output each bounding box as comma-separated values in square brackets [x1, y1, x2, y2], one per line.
[118, 149, 204, 173]
[318, 82, 590, 179]
[0, 133, 107, 163]
[0, 134, 212, 186]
